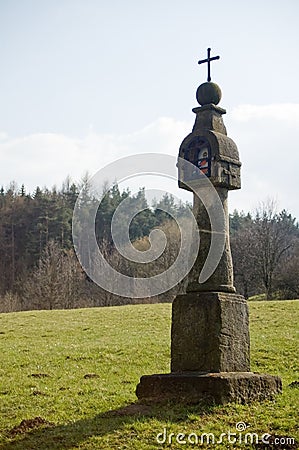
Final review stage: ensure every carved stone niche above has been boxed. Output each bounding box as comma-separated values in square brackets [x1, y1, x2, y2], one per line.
[178, 105, 241, 192]
[178, 132, 241, 191]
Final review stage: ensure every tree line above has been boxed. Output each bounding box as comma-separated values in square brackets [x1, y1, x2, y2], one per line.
[0, 178, 190, 311]
[0, 179, 298, 312]
[230, 202, 299, 300]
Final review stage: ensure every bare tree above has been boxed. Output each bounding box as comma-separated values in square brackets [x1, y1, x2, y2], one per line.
[231, 225, 262, 299]
[23, 240, 84, 310]
[231, 200, 297, 299]
[253, 201, 296, 299]
[276, 239, 299, 299]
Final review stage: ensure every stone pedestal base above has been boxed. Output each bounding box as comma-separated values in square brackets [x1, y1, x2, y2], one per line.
[136, 372, 282, 404]
[171, 292, 250, 372]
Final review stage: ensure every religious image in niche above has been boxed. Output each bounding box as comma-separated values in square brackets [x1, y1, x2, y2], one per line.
[183, 136, 211, 181]
[197, 148, 210, 175]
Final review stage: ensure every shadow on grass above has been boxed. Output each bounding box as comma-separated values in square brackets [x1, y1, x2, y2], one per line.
[0, 401, 217, 450]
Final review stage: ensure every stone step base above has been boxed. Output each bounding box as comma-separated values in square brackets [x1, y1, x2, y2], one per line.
[136, 372, 282, 404]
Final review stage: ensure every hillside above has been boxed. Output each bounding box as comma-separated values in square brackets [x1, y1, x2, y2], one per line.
[0, 301, 298, 449]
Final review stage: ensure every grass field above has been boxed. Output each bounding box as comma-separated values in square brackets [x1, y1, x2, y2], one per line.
[0, 300, 298, 449]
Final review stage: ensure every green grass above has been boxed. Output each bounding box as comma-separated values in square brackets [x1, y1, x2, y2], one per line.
[0, 301, 298, 449]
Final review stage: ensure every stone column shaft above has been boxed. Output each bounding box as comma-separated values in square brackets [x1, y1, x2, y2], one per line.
[186, 187, 235, 293]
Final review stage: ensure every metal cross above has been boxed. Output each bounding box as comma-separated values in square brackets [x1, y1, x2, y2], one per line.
[198, 48, 220, 82]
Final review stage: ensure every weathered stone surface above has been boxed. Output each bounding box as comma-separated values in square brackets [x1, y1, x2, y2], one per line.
[196, 82, 222, 105]
[192, 105, 227, 134]
[171, 292, 250, 372]
[136, 61, 282, 406]
[178, 91, 241, 193]
[136, 372, 282, 404]
[186, 187, 235, 293]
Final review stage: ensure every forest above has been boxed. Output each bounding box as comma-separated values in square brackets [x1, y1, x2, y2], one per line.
[0, 178, 298, 313]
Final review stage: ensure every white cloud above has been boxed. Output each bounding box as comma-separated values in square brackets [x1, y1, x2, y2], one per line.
[0, 117, 190, 193]
[232, 103, 299, 125]
[0, 109, 298, 219]
[0, 131, 8, 141]
[229, 103, 299, 219]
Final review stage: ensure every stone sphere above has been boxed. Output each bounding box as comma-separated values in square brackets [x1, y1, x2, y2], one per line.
[196, 82, 222, 106]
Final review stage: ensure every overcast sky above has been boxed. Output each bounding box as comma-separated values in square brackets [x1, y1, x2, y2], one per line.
[0, 0, 299, 218]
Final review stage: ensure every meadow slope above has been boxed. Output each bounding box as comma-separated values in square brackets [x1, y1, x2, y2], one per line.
[0, 301, 298, 449]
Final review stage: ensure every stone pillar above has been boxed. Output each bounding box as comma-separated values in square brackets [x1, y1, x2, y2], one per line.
[171, 183, 250, 373]
[186, 187, 235, 293]
[136, 73, 282, 405]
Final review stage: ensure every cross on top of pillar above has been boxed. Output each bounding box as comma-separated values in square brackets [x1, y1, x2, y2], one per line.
[198, 48, 220, 82]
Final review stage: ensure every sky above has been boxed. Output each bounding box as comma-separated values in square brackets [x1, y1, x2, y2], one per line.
[0, 0, 299, 217]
